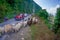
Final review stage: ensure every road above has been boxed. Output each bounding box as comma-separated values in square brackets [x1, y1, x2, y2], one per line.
[0, 14, 32, 40]
[0, 14, 31, 27]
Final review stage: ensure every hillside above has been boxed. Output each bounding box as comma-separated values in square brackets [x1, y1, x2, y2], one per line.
[31, 16, 55, 40]
[0, 0, 42, 23]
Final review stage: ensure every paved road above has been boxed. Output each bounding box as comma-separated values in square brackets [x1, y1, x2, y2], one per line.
[0, 14, 32, 40]
[0, 14, 31, 27]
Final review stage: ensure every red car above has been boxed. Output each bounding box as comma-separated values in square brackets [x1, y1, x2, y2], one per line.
[15, 14, 24, 21]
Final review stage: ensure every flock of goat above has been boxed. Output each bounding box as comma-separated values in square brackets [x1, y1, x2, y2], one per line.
[0, 17, 38, 36]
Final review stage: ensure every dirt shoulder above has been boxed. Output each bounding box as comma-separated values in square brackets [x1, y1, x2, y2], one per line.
[30, 16, 55, 40]
[1, 26, 31, 40]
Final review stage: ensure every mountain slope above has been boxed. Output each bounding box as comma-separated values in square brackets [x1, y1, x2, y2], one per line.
[31, 16, 55, 40]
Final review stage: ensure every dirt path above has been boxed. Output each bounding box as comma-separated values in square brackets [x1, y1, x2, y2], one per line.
[31, 17, 55, 40]
[2, 26, 31, 40]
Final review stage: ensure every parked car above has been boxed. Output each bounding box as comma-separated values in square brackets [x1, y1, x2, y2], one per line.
[15, 14, 24, 21]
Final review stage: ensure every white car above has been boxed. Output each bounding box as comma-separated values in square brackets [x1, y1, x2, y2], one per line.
[24, 13, 28, 17]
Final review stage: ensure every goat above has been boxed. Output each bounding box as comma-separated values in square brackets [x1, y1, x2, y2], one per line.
[23, 20, 28, 27]
[0, 27, 5, 35]
[12, 22, 23, 32]
[27, 18, 32, 26]
[4, 24, 13, 33]
[32, 17, 38, 24]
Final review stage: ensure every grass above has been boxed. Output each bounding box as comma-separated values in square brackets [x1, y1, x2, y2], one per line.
[30, 16, 55, 40]
[30, 25, 37, 40]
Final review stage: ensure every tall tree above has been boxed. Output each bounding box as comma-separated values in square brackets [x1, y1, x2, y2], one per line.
[38, 9, 48, 20]
[54, 7, 60, 34]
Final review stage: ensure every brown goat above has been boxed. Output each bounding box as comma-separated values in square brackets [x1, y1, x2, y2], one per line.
[27, 18, 32, 26]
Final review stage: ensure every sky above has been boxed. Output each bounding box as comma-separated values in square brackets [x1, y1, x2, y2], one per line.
[33, 0, 60, 15]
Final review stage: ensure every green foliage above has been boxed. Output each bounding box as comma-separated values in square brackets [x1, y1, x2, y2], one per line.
[36, 9, 53, 29]
[37, 9, 48, 20]
[54, 7, 60, 34]
[0, 0, 42, 23]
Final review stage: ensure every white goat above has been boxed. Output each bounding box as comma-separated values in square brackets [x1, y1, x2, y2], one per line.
[4, 24, 12, 33]
[12, 22, 23, 32]
[23, 20, 28, 27]
[35, 18, 38, 23]
[32, 17, 36, 22]
[32, 17, 36, 23]
[32, 17, 38, 24]
[0, 27, 5, 34]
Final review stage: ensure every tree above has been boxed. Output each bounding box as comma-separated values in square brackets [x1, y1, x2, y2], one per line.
[0, 0, 42, 23]
[54, 7, 60, 34]
[38, 9, 48, 20]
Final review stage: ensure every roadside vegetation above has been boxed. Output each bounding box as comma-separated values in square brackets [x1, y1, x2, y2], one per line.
[0, 0, 32, 23]
[0, 0, 42, 23]
[30, 16, 55, 40]
[30, 7, 60, 40]
[36, 9, 52, 29]
[53, 7, 60, 40]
